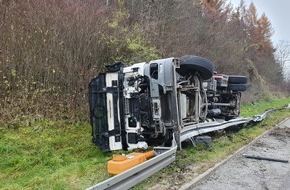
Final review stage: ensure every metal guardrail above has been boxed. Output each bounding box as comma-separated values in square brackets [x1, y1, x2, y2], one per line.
[180, 117, 252, 143]
[86, 118, 251, 190]
[87, 140, 177, 190]
[86, 105, 290, 190]
[252, 107, 285, 122]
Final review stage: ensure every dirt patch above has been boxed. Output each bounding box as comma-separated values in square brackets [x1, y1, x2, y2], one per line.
[268, 127, 290, 138]
[252, 141, 266, 147]
[148, 164, 205, 190]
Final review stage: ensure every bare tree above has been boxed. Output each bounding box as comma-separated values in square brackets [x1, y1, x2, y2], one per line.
[275, 40, 290, 80]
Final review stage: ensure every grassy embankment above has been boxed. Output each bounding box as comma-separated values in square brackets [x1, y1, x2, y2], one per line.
[1, 98, 290, 189]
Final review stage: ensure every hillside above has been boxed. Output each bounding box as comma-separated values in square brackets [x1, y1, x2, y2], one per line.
[0, 0, 288, 125]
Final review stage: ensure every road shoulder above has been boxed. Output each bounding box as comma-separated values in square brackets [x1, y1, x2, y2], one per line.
[185, 118, 290, 190]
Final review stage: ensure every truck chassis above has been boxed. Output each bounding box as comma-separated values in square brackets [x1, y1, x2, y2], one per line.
[89, 55, 247, 152]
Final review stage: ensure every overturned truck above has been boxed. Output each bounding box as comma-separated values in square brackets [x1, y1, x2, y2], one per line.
[89, 55, 247, 152]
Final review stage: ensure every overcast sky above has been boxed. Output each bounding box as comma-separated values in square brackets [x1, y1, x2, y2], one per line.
[229, 0, 290, 45]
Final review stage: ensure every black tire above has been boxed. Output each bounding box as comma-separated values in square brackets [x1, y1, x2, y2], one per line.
[228, 83, 247, 92]
[177, 55, 214, 80]
[228, 75, 247, 84]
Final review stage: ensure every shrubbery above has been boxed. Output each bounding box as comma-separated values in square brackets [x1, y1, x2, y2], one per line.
[0, 0, 287, 125]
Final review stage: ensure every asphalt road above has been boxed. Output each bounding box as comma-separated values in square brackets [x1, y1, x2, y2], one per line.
[189, 118, 290, 190]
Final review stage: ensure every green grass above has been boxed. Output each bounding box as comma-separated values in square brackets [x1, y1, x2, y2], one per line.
[0, 120, 111, 190]
[1, 98, 290, 189]
[240, 97, 290, 117]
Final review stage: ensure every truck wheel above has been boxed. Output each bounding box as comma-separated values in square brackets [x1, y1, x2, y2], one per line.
[228, 75, 247, 84]
[177, 55, 214, 80]
[228, 83, 247, 92]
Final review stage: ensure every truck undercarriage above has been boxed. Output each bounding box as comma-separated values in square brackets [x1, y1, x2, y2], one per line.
[89, 55, 247, 152]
